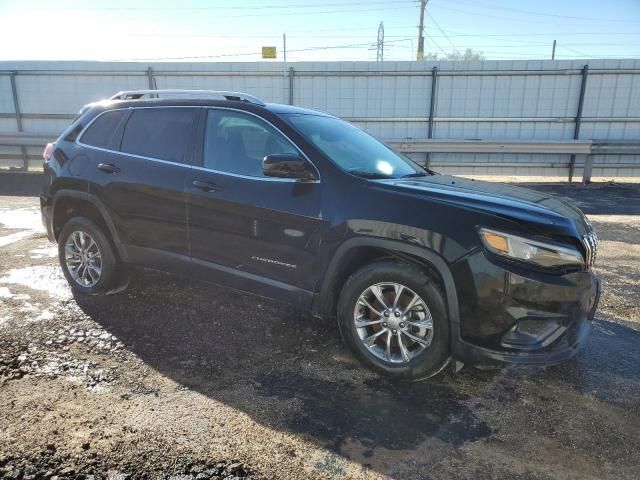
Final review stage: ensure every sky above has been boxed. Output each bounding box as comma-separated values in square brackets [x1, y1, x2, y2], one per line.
[0, 0, 639, 62]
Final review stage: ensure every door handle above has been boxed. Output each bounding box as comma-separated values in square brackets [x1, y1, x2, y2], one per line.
[192, 180, 223, 192]
[97, 163, 120, 174]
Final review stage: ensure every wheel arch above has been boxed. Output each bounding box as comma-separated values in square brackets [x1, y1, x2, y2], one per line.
[312, 237, 460, 346]
[52, 190, 128, 262]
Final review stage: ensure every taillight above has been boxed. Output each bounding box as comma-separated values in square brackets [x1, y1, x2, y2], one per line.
[43, 142, 55, 161]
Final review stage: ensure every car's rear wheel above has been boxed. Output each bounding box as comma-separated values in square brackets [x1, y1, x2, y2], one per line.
[338, 260, 450, 380]
[58, 217, 121, 295]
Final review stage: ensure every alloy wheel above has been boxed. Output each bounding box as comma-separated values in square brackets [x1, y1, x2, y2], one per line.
[64, 230, 103, 288]
[353, 282, 434, 364]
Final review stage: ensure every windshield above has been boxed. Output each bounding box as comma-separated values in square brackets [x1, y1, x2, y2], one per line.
[284, 114, 430, 179]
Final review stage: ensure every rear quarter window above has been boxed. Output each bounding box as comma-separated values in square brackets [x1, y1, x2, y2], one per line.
[80, 110, 127, 148]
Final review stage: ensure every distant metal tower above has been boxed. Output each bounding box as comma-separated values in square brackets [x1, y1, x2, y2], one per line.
[376, 22, 384, 62]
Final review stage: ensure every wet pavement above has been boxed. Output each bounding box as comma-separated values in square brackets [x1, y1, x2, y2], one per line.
[0, 184, 639, 480]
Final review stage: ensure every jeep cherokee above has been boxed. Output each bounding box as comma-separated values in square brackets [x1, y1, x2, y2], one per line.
[40, 89, 600, 380]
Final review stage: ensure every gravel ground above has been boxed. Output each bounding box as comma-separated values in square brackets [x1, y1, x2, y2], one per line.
[0, 184, 639, 480]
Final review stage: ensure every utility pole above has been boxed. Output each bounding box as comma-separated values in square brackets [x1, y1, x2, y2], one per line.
[283, 33, 287, 72]
[417, 0, 427, 60]
[283, 33, 287, 102]
[376, 22, 385, 63]
[551, 39, 557, 60]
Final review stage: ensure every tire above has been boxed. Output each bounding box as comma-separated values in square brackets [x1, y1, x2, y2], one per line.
[57, 217, 121, 295]
[338, 260, 450, 380]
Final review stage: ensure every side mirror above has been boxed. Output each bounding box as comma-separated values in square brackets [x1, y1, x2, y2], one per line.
[263, 153, 316, 181]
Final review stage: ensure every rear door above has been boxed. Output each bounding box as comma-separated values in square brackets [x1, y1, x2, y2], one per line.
[83, 106, 199, 268]
[186, 107, 325, 307]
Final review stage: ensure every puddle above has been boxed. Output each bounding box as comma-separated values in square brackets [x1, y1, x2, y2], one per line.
[255, 372, 492, 453]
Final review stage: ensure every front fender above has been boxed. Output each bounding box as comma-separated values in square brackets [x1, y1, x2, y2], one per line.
[312, 236, 461, 354]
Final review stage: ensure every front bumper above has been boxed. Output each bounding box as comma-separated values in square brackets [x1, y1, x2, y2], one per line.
[450, 250, 600, 367]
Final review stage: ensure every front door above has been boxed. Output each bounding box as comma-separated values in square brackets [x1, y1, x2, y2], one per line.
[187, 108, 325, 307]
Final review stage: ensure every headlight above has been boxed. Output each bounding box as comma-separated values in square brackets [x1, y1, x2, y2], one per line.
[479, 228, 584, 268]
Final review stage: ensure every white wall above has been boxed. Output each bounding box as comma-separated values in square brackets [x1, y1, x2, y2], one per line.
[1, 59, 639, 177]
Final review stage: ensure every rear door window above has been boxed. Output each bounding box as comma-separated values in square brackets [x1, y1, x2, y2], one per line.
[80, 110, 127, 149]
[120, 107, 199, 163]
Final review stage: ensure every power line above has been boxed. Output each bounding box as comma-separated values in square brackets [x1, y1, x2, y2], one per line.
[426, 12, 455, 52]
[26, 0, 419, 11]
[426, 36, 448, 57]
[443, 0, 640, 23]
[424, 31, 640, 39]
[111, 37, 416, 62]
[420, 43, 639, 48]
[12, 3, 422, 20]
[122, 25, 640, 38]
[430, 3, 640, 26]
[126, 4, 421, 19]
[558, 45, 596, 59]
[120, 32, 640, 41]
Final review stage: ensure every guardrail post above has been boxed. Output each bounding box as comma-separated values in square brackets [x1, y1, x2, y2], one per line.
[569, 64, 589, 182]
[146, 67, 158, 99]
[288, 67, 295, 105]
[147, 66, 156, 89]
[426, 66, 438, 168]
[9, 72, 28, 172]
[582, 155, 594, 185]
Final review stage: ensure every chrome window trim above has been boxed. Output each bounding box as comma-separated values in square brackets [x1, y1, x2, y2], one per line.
[75, 141, 193, 169]
[189, 164, 310, 182]
[76, 107, 129, 150]
[75, 105, 321, 183]
[76, 105, 198, 166]
[200, 106, 321, 183]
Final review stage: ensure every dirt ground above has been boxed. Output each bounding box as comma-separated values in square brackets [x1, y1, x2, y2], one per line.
[0, 183, 639, 480]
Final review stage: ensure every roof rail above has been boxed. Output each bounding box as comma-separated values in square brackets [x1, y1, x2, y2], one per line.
[109, 89, 266, 106]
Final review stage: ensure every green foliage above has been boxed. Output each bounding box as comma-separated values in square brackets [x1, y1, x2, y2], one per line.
[423, 48, 485, 61]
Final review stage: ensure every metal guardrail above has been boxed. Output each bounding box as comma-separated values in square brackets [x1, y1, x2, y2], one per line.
[2, 68, 640, 77]
[0, 133, 53, 147]
[2, 113, 640, 124]
[591, 140, 640, 155]
[1, 63, 638, 181]
[2, 133, 638, 184]
[387, 139, 594, 155]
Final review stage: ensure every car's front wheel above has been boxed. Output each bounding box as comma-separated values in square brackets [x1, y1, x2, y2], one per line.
[58, 217, 121, 295]
[338, 260, 450, 380]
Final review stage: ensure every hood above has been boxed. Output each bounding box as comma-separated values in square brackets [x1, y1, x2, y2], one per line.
[374, 175, 591, 236]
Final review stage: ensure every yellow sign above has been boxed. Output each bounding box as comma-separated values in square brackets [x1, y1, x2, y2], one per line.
[262, 46, 277, 59]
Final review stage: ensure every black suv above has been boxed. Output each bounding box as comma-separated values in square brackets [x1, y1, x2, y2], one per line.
[41, 89, 600, 380]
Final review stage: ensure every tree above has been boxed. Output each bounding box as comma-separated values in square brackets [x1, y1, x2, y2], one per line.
[446, 48, 485, 61]
[424, 48, 485, 61]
